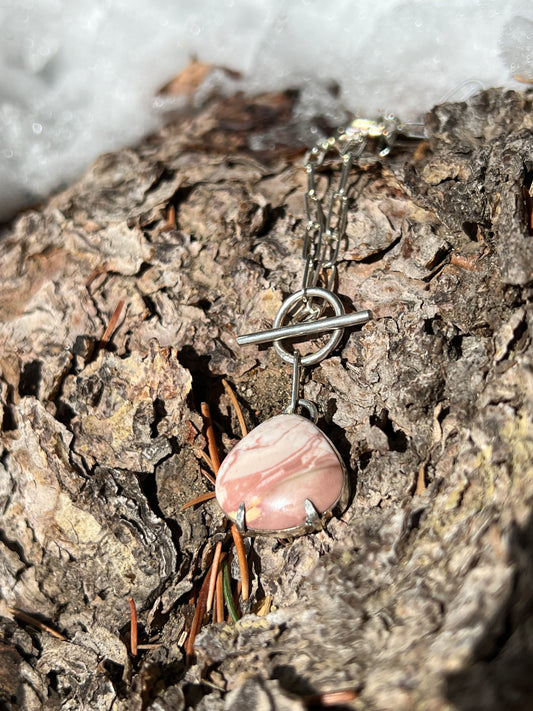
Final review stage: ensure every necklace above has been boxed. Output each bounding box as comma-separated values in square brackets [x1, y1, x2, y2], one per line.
[215, 114, 409, 537]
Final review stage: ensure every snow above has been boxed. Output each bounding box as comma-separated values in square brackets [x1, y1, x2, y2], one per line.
[0, 0, 532, 221]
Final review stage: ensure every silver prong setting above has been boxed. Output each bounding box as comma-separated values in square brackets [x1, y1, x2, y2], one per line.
[304, 498, 321, 528]
[235, 501, 246, 533]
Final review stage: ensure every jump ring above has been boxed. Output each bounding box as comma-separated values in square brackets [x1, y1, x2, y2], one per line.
[284, 398, 319, 423]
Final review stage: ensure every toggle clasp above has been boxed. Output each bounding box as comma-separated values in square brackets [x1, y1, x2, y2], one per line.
[236, 286, 371, 366]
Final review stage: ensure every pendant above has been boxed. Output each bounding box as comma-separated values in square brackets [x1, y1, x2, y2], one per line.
[226, 287, 370, 536]
[215, 413, 349, 536]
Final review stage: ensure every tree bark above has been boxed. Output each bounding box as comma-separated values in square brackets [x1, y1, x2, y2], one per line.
[0, 87, 532, 711]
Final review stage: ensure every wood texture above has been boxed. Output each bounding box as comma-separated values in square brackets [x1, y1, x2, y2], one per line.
[0, 88, 532, 710]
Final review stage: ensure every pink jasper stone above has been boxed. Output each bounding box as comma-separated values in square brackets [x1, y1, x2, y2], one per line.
[215, 414, 345, 533]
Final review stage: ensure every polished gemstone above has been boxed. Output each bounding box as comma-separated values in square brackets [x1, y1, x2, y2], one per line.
[215, 414, 345, 533]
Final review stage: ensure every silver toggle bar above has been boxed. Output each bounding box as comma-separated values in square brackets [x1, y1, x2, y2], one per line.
[236, 309, 372, 346]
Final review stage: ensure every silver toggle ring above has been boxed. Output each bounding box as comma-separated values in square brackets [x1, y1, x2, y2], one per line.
[273, 287, 344, 366]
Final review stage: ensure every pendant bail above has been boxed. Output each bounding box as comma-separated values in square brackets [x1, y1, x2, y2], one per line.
[284, 351, 318, 422]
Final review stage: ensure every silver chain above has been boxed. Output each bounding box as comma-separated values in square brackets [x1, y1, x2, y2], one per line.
[302, 114, 403, 297]
[237, 113, 407, 420]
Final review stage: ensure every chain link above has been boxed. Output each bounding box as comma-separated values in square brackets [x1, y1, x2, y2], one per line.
[301, 114, 403, 299]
